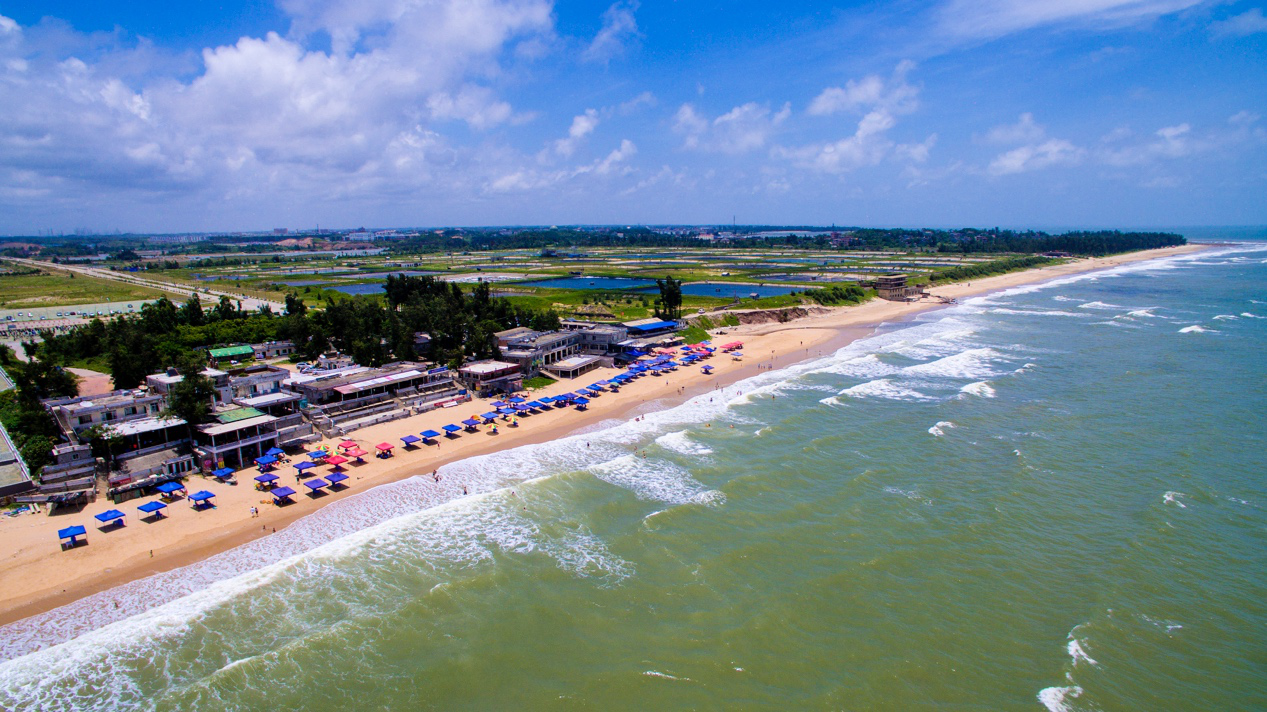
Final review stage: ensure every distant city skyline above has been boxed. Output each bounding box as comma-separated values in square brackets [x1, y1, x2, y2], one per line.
[0, 0, 1264, 233]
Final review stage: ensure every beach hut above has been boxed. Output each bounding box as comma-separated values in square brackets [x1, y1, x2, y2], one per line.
[295, 460, 317, 476]
[375, 442, 394, 458]
[442, 424, 462, 437]
[303, 478, 329, 495]
[326, 472, 349, 489]
[400, 434, 422, 448]
[95, 509, 126, 528]
[271, 486, 296, 505]
[212, 467, 236, 480]
[254, 473, 279, 490]
[156, 481, 186, 499]
[58, 524, 87, 550]
[420, 429, 442, 444]
[189, 490, 216, 509]
[137, 500, 167, 519]
[461, 418, 480, 432]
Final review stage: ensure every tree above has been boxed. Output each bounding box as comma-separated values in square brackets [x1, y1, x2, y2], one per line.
[212, 295, 238, 322]
[165, 354, 217, 427]
[655, 276, 683, 320]
[179, 294, 206, 326]
[284, 292, 307, 316]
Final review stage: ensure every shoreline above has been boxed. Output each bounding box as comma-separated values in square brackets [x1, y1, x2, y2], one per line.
[0, 243, 1212, 628]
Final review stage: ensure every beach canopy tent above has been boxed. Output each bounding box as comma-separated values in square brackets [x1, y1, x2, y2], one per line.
[307, 450, 328, 460]
[701, 365, 714, 372]
[491, 401, 507, 408]
[345, 448, 368, 459]
[266, 447, 285, 456]
[462, 418, 480, 428]
[421, 429, 442, 439]
[442, 424, 462, 433]
[338, 440, 358, 449]
[212, 467, 236, 479]
[303, 478, 329, 492]
[295, 461, 317, 472]
[327, 472, 349, 485]
[526, 401, 544, 409]
[137, 500, 167, 515]
[325, 454, 348, 466]
[255, 473, 279, 484]
[573, 397, 589, 410]
[375, 443, 394, 451]
[254, 455, 277, 467]
[514, 405, 530, 412]
[498, 407, 516, 415]
[189, 490, 216, 506]
[400, 434, 422, 446]
[95, 509, 126, 524]
[58, 525, 87, 546]
[509, 396, 526, 404]
[271, 486, 296, 503]
[482, 412, 499, 420]
[156, 481, 185, 495]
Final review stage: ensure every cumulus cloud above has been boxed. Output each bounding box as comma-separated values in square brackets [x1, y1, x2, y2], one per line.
[673, 101, 791, 153]
[551, 109, 600, 156]
[988, 139, 1083, 174]
[427, 85, 516, 130]
[982, 112, 1046, 144]
[583, 1, 640, 63]
[807, 60, 919, 117]
[1210, 8, 1267, 37]
[936, 0, 1204, 39]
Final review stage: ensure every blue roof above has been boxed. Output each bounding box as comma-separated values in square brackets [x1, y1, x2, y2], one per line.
[254, 455, 277, 465]
[421, 429, 442, 438]
[481, 412, 499, 419]
[508, 396, 526, 403]
[303, 478, 328, 491]
[58, 525, 86, 539]
[95, 509, 125, 522]
[491, 401, 507, 407]
[266, 447, 285, 456]
[327, 472, 349, 484]
[401, 434, 421, 444]
[271, 486, 296, 499]
[462, 419, 480, 426]
[255, 473, 279, 483]
[213, 467, 235, 477]
[526, 400, 544, 408]
[137, 501, 167, 513]
[574, 397, 589, 405]
[189, 490, 216, 502]
[295, 461, 316, 471]
[156, 481, 185, 494]
[307, 450, 328, 459]
[442, 424, 461, 432]
[498, 407, 515, 414]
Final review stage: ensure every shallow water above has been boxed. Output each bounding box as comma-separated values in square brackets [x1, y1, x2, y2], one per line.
[2, 239, 1265, 711]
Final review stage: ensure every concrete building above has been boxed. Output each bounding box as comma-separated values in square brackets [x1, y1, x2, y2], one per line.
[458, 361, 523, 396]
[207, 344, 255, 364]
[285, 361, 455, 405]
[877, 273, 918, 301]
[560, 320, 629, 355]
[193, 406, 279, 470]
[252, 340, 295, 360]
[545, 355, 603, 380]
[45, 390, 169, 437]
[499, 330, 582, 376]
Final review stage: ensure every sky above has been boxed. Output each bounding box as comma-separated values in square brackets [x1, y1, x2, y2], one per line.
[0, 0, 1264, 234]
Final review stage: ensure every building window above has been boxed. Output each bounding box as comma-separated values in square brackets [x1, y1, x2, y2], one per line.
[78, 415, 93, 425]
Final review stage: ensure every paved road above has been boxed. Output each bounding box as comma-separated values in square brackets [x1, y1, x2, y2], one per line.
[6, 258, 286, 318]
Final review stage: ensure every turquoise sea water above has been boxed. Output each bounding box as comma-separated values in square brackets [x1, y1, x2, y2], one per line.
[2, 240, 1265, 710]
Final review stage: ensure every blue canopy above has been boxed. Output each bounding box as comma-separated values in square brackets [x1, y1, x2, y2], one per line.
[462, 418, 480, 427]
[212, 467, 235, 478]
[539, 396, 555, 403]
[588, 383, 605, 390]
[421, 429, 442, 439]
[497, 407, 516, 415]
[573, 397, 590, 405]
[326, 472, 349, 484]
[481, 412, 499, 419]
[701, 365, 714, 371]
[156, 481, 185, 494]
[254, 455, 277, 466]
[509, 396, 526, 403]
[442, 424, 462, 433]
[526, 400, 544, 408]
[58, 525, 86, 540]
[307, 450, 328, 460]
[266, 447, 285, 456]
[137, 501, 167, 514]
[303, 478, 329, 491]
[295, 461, 317, 471]
[255, 473, 279, 483]
[189, 490, 216, 503]
[401, 434, 421, 445]
[271, 486, 296, 500]
[490, 401, 507, 408]
[514, 405, 530, 412]
[95, 509, 126, 523]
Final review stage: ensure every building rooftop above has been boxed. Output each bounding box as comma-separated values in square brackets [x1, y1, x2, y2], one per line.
[109, 416, 186, 437]
[215, 406, 267, 423]
[199, 414, 276, 437]
[460, 361, 520, 375]
[208, 345, 255, 359]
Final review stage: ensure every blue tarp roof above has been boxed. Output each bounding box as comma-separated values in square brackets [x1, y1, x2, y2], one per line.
[266, 447, 284, 456]
[271, 486, 296, 499]
[95, 509, 125, 522]
[213, 467, 235, 477]
[303, 479, 328, 491]
[401, 434, 421, 444]
[189, 490, 216, 502]
[58, 525, 86, 539]
[295, 461, 316, 471]
[421, 429, 442, 438]
[156, 481, 184, 494]
[137, 501, 167, 513]
[327, 472, 349, 484]
[254, 455, 277, 465]
[255, 473, 279, 483]
[442, 424, 462, 432]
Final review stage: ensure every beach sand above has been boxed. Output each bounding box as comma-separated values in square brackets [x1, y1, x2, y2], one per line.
[0, 244, 1209, 625]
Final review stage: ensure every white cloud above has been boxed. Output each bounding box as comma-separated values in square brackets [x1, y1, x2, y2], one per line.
[427, 85, 516, 130]
[807, 61, 918, 117]
[1210, 8, 1267, 37]
[989, 138, 1083, 174]
[551, 109, 600, 157]
[936, 0, 1204, 40]
[896, 134, 938, 163]
[982, 112, 1046, 144]
[583, 1, 640, 63]
[674, 102, 790, 154]
[588, 138, 637, 175]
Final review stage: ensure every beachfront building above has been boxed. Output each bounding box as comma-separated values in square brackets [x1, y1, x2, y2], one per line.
[192, 406, 280, 470]
[544, 355, 603, 380]
[252, 340, 295, 360]
[877, 273, 922, 301]
[499, 330, 582, 376]
[284, 361, 455, 406]
[560, 320, 629, 356]
[207, 344, 255, 364]
[622, 318, 680, 339]
[0, 420, 34, 500]
[458, 360, 523, 396]
[44, 389, 169, 437]
[147, 367, 234, 405]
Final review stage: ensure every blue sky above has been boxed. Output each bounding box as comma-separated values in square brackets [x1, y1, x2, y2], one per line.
[0, 0, 1264, 234]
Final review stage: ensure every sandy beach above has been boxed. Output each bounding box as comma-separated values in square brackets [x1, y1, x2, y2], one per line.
[0, 243, 1210, 626]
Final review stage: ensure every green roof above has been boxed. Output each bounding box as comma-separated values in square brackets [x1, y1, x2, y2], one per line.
[215, 406, 266, 423]
[207, 345, 254, 359]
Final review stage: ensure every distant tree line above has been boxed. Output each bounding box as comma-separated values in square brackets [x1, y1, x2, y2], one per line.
[926, 255, 1054, 283]
[803, 284, 870, 306]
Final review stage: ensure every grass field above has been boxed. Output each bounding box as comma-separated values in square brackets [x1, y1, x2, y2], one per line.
[0, 266, 181, 309]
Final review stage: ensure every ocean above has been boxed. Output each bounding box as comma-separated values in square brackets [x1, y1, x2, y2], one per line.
[2, 237, 1265, 711]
